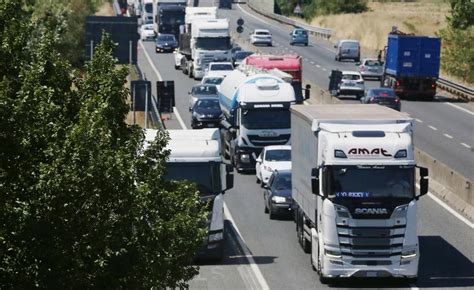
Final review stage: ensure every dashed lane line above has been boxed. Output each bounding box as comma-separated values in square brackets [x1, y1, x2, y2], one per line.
[415, 118, 424, 123]
[445, 102, 474, 116]
[461, 143, 472, 149]
[428, 125, 438, 131]
[443, 133, 453, 139]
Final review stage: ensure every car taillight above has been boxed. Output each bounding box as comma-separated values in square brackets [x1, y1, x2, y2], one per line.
[369, 97, 375, 102]
[431, 83, 436, 89]
[395, 97, 400, 103]
[287, 70, 302, 81]
[360, 65, 365, 71]
[396, 81, 400, 87]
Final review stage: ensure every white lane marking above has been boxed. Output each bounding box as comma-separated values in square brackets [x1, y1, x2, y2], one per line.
[304, 58, 309, 62]
[310, 61, 315, 65]
[316, 64, 321, 68]
[428, 125, 438, 131]
[237, 2, 270, 25]
[322, 68, 327, 71]
[416, 184, 474, 229]
[139, 40, 163, 81]
[443, 133, 453, 139]
[284, 47, 288, 50]
[174, 107, 187, 129]
[224, 203, 270, 290]
[461, 143, 472, 149]
[445, 102, 474, 116]
[415, 118, 424, 123]
[141, 39, 270, 289]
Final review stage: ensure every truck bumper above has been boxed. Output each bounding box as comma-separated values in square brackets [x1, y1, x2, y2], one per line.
[320, 254, 419, 279]
[197, 229, 224, 261]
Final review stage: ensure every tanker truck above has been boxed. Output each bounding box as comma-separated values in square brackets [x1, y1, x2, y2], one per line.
[218, 66, 296, 172]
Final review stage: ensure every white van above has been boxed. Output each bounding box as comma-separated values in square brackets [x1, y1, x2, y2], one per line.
[335, 39, 360, 62]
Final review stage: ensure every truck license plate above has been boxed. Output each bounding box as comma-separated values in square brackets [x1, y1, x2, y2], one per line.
[366, 272, 378, 277]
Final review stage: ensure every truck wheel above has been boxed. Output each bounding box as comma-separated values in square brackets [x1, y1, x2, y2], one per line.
[405, 276, 418, 284]
[174, 64, 179, 70]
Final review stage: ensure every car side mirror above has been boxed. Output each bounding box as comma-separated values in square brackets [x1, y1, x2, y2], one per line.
[417, 166, 429, 199]
[256, 157, 262, 163]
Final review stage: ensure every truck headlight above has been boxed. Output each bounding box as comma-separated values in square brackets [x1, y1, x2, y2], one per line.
[240, 153, 250, 162]
[325, 249, 342, 259]
[209, 232, 224, 242]
[271, 196, 286, 203]
[401, 247, 417, 259]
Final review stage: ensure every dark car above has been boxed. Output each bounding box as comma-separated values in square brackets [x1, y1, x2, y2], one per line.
[190, 98, 223, 129]
[188, 84, 218, 109]
[361, 88, 401, 111]
[231, 44, 242, 58]
[155, 34, 178, 53]
[233, 51, 254, 66]
[264, 170, 293, 219]
[289, 28, 308, 46]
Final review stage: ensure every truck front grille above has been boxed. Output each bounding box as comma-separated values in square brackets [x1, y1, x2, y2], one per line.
[247, 134, 290, 146]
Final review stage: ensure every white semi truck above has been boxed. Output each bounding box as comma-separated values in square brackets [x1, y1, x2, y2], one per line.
[291, 105, 428, 283]
[144, 128, 234, 260]
[218, 67, 296, 172]
[177, 7, 232, 79]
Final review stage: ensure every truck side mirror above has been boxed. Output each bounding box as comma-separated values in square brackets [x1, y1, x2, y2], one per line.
[304, 84, 311, 100]
[417, 167, 429, 199]
[311, 168, 319, 195]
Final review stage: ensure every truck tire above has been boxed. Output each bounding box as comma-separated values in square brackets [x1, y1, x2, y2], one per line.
[301, 215, 311, 253]
[182, 60, 188, 75]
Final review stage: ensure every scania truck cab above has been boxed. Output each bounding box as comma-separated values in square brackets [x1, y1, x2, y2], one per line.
[291, 105, 428, 283]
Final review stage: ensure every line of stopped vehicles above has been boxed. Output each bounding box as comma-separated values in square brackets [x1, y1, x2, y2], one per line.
[138, 1, 443, 284]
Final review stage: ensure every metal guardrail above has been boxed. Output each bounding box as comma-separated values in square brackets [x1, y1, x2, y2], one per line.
[246, 1, 333, 39]
[437, 77, 474, 102]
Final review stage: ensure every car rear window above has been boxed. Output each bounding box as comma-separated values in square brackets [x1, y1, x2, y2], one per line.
[295, 30, 307, 35]
[211, 64, 233, 71]
[203, 77, 223, 85]
[342, 74, 361, 80]
[372, 89, 396, 97]
[342, 42, 359, 49]
[365, 60, 381, 66]
[192, 85, 217, 95]
[256, 31, 270, 35]
[265, 149, 291, 162]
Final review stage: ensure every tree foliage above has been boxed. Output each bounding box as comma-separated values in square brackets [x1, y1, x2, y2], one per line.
[438, 0, 474, 83]
[0, 0, 206, 288]
[275, 0, 368, 21]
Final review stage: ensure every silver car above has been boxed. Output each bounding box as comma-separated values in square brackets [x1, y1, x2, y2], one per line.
[335, 39, 360, 62]
[250, 29, 272, 46]
[358, 58, 383, 80]
[337, 71, 365, 99]
[188, 84, 218, 110]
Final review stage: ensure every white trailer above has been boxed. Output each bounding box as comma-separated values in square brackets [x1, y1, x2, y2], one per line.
[144, 128, 233, 260]
[291, 104, 428, 283]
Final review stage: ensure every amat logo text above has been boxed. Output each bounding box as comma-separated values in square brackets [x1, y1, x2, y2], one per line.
[348, 148, 392, 157]
[355, 208, 388, 215]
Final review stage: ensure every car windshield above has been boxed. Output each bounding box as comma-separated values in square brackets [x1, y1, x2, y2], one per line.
[342, 42, 359, 49]
[342, 74, 361, 80]
[241, 109, 290, 129]
[235, 51, 254, 60]
[203, 77, 223, 85]
[210, 64, 233, 71]
[365, 60, 381, 66]
[265, 149, 291, 162]
[158, 35, 175, 41]
[370, 89, 396, 98]
[195, 99, 220, 109]
[159, 10, 184, 25]
[165, 162, 221, 194]
[256, 31, 270, 35]
[195, 37, 231, 50]
[328, 165, 415, 199]
[192, 85, 217, 95]
[274, 173, 292, 190]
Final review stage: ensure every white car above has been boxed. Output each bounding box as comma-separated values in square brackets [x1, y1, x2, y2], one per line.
[204, 62, 234, 78]
[337, 71, 365, 99]
[256, 145, 291, 186]
[250, 29, 272, 46]
[358, 58, 383, 80]
[173, 49, 184, 70]
[139, 24, 155, 41]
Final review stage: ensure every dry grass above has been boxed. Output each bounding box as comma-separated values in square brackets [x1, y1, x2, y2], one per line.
[306, 1, 450, 56]
[94, 2, 114, 16]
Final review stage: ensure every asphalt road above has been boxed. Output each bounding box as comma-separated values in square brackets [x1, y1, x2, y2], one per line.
[137, 35, 474, 290]
[220, 2, 473, 181]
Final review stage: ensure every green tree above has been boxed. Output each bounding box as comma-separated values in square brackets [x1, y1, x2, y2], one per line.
[0, 1, 206, 287]
[447, 0, 474, 30]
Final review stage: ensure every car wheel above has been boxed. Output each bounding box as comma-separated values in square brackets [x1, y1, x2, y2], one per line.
[290, 42, 293, 46]
[305, 43, 308, 46]
[256, 176, 261, 184]
[174, 64, 179, 70]
[269, 205, 275, 219]
[357, 93, 363, 100]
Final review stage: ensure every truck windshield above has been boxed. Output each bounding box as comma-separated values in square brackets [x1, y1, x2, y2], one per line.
[144, 3, 152, 13]
[159, 10, 184, 25]
[195, 37, 231, 50]
[165, 162, 221, 195]
[328, 165, 415, 199]
[241, 109, 290, 130]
